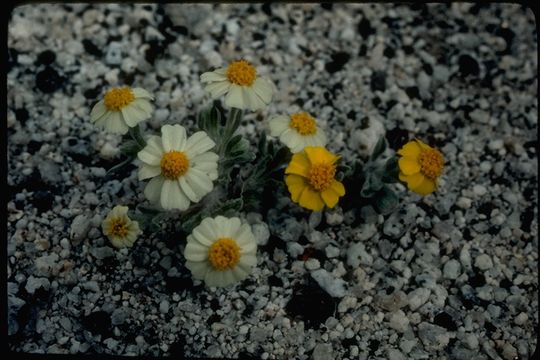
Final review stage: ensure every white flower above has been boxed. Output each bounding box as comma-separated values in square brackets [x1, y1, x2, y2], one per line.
[184, 216, 257, 287]
[102, 205, 141, 248]
[269, 111, 327, 153]
[200, 59, 274, 111]
[90, 87, 154, 134]
[137, 124, 219, 210]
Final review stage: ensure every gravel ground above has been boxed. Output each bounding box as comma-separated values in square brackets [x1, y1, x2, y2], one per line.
[7, 3, 538, 359]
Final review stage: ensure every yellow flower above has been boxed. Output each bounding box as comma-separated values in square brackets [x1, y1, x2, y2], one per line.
[397, 139, 444, 195]
[284, 146, 345, 211]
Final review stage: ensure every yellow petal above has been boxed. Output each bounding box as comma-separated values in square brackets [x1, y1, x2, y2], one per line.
[398, 157, 421, 175]
[415, 138, 431, 151]
[397, 141, 421, 158]
[402, 172, 424, 189]
[285, 153, 310, 177]
[286, 175, 308, 202]
[411, 177, 436, 195]
[330, 180, 345, 196]
[321, 188, 339, 208]
[298, 186, 325, 211]
[304, 146, 338, 165]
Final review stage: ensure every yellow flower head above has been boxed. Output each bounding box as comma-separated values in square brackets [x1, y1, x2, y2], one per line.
[397, 139, 444, 195]
[284, 146, 346, 211]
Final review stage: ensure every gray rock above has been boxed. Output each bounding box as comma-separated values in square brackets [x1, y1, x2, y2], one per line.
[82, 281, 99, 292]
[25, 276, 50, 294]
[474, 254, 493, 270]
[408, 288, 430, 311]
[159, 300, 170, 314]
[443, 259, 461, 280]
[38, 160, 62, 184]
[388, 310, 409, 332]
[70, 214, 91, 242]
[311, 269, 347, 298]
[418, 322, 452, 351]
[387, 348, 407, 360]
[252, 222, 270, 246]
[159, 256, 172, 270]
[91, 246, 114, 260]
[347, 242, 373, 267]
[313, 343, 333, 360]
[111, 307, 129, 326]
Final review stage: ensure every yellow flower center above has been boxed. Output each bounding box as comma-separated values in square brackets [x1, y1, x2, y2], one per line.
[308, 163, 336, 191]
[208, 237, 241, 271]
[290, 112, 318, 136]
[226, 60, 257, 86]
[103, 87, 135, 111]
[109, 217, 128, 238]
[418, 148, 444, 180]
[160, 151, 189, 180]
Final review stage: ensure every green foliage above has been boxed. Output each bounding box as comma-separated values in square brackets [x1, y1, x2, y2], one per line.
[374, 185, 399, 215]
[197, 104, 255, 182]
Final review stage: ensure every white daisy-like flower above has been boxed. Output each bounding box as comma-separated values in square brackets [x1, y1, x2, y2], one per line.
[200, 59, 274, 111]
[184, 216, 257, 287]
[137, 124, 219, 211]
[102, 205, 141, 249]
[90, 86, 154, 135]
[268, 111, 327, 153]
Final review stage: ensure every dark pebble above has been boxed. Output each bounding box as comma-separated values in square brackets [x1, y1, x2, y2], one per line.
[35, 66, 64, 93]
[458, 54, 480, 77]
[252, 32, 265, 41]
[321, 3, 333, 10]
[405, 86, 420, 99]
[168, 336, 187, 356]
[165, 276, 194, 293]
[520, 205, 535, 232]
[83, 86, 101, 100]
[145, 40, 166, 65]
[26, 140, 42, 154]
[383, 45, 395, 58]
[82, 39, 103, 57]
[358, 17, 375, 38]
[8, 47, 19, 70]
[268, 275, 283, 287]
[370, 71, 387, 92]
[14, 108, 29, 125]
[31, 190, 55, 213]
[206, 313, 221, 326]
[468, 272, 486, 287]
[385, 127, 409, 150]
[434, 312, 458, 331]
[82, 311, 112, 336]
[36, 50, 56, 65]
[369, 339, 380, 353]
[171, 25, 188, 35]
[325, 52, 350, 73]
[261, 2, 272, 17]
[284, 279, 336, 329]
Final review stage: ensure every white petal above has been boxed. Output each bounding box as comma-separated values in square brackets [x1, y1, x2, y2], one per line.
[192, 227, 215, 247]
[132, 88, 154, 100]
[132, 98, 153, 116]
[242, 87, 264, 111]
[185, 260, 210, 280]
[196, 218, 218, 243]
[121, 104, 148, 127]
[161, 124, 187, 152]
[185, 169, 214, 199]
[90, 100, 107, 122]
[184, 132, 216, 158]
[184, 240, 209, 262]
[192, 151, 219, 164]
[109, 205, 129, 218]
[252, 77, 273, 104]
[235, 224, 256, 248]
[223, 217, 242, 238]
[160, 179, 189, 210]
[205, 81, 231, 98]
[137, 147, 162, 166]
[224, 84, 245, 109]
[239, 253, 257, 267]
[268, 115, 290, 137]
[179, 177, 199, 202]
[204, 269, 222, 287]
[200, 70, 228, 83]
[138, 164, 161, 180]
[280, 129, 299, 148]
[231, 265, 249, 282]
[144, 176, 164, 204]
[104, 111, 129, 134]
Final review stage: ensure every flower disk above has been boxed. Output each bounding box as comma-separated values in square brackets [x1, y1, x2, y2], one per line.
[309, 163, 336, 191]
[103, 87, 135, 111]
[226, 60, 257, 86]
[160, 151, 189, 180]
[108, 217, 129, 238]
[418, 148, 444, 180]
[208, 237, 241, 271]
[290, 112, 317, 136]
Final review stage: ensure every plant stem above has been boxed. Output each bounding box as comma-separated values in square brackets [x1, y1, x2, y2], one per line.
[129, 124, 146, 149]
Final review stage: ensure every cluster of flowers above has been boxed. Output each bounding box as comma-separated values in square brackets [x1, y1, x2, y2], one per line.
[91, 59, 445, 287]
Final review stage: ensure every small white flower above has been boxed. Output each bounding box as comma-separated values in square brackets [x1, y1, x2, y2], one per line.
[200, 59, 274, 111]
[269, 111, 327, 153]
[102, 205, 141, 248]
[137, 124, 218, 210]
[184, 216, 257, 287]
[90, 87, 154, 134]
